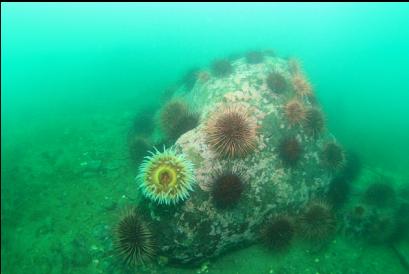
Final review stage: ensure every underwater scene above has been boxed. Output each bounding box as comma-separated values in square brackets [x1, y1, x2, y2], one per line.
[2, 3, 409, 274]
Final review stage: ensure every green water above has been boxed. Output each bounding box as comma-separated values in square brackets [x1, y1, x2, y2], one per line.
[2, 3, 409, 274]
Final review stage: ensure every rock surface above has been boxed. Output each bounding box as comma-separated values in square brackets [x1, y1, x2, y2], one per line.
[138, 54, 339, 265]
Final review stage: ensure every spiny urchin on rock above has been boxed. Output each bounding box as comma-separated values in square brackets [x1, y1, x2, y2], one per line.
[292, 72, 313, 97]
[327, 175, 351, 209]
[341, 151, 362, 181]
[298, 201, 337, 242]
[277, 137, 303, 166]
[182, 68, 200, 91]
[205, 105, 258, 158]
[159, 100, 199, 142]
[321, 142, 345, 170]
[137, 147, 195, 205]
[262, 216, 295, 251]
[114, 208, 156, 266]
[128, 50, 348, 265]
[284, 99, 306, 125]
[364, 181, 396, 208]
[211, 171, 245, 209]
[303, 108, 325, 137]
[211, 59, 233, 77]
[128, 135, 152, 165]
[266, 71, 288, 94]
[245, 51, 264, 64]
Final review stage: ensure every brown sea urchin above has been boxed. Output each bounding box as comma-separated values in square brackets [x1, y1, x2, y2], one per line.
[284, 99, 306, 125]
[278, 137, 303, 166]
[303, 108, 325, 137]
[292, 72, 313, 97]
[115, 209, 156, 266]
[262, 216, 295, 251]
[298, 201, 336, 241]
[211, 172, 245, 209]
[205, 105, 258, 158]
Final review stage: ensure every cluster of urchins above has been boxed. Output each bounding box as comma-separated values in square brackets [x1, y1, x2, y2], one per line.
[112, 50, 408, 268]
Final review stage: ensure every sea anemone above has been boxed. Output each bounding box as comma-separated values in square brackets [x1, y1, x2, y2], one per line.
[114, 208, 156, 266]
[298, 201, 337, 241]
[364, 181, 396, 208]
[245, 51, 264, 64]
[277, 137, 303, 166]
[292, 73, 313, 97]
[211, 171, 245, 209]
[137, 147, 195, 205]
[266, 72, 288, 94]
[262, 216, 295, 251]
[303, 108, 325, 137]
[284, 99, 306, 125]
[321, 142, 345, 170]
[160, 100, 199, 142]
[205, 105, 258, 158]
[211, 59, 233, 77]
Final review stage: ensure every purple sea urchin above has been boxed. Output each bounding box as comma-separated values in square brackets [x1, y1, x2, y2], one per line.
[160, 100, 199, 142]
[115, 208, 156, 266]
[262, 216, 295, 251]
[321, 142, 345, 170]
[245, 51, 264, 64]
[128, 135, 152, 165]
[211, 172, 244, 209]
[205, 105, 258, 158]
[278, 137, 303, 166]
[137, 147, 195, 205]
[298, 201, 337, 241]
[364, 182, 396, 208]
[266, 72, 288, 93]
[211, 59, 233, 77]
[303, 108, 325, 137]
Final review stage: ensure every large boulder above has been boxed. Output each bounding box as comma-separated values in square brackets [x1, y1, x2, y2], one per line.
[138, 53, 343, 266]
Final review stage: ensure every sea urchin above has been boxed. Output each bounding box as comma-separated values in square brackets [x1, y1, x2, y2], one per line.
[137, 147, 195, 205]
[284, 99, 306, 125]
[266, 72, 288, 94]
[298, 201, 337, 241]
[211, 172, 245, 209]
[211, 59, 233, 77]
[277, 137, 303, 166]
[114, 208, 156, 266]
[160, 100, 199, 142]
[262, 216, 295, 251]
[205, 105, 258, 158]
[303, 108, 325, 137]
[292, 72, 313, 97]
[321, 142, 345, 170]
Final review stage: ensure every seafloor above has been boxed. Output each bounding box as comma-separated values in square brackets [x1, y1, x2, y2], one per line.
[1, 103, 408, 274]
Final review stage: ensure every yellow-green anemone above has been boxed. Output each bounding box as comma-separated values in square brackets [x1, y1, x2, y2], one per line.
[137, 147, 195, 205]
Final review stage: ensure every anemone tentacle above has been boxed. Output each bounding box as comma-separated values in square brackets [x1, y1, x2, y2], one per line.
[137, 146, 195, 205]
